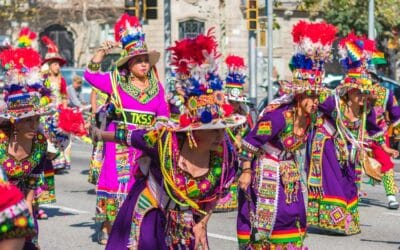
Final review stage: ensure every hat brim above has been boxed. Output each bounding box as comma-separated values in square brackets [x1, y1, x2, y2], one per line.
[42, 57, 67, 66]
[280, 81, 327, 96]
[116, 50, 160, 68]
[176, 114, 246, 132]
[335, 82, 374, 96]
[0, 110, 54, 120]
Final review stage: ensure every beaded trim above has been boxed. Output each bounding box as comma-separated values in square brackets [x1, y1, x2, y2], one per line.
[241, 139, 259, 154]
[308, 129, 326, 198]
[119, 75, 159, 104]
[87, 61, 101, 72]
[126, 129, 134, 147]
[253, 156, 279, 241]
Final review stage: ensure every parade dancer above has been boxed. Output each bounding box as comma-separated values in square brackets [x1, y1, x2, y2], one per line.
[306, 33, 396, 235]
[236, 21, 337, 249]
[369, 70, 400, 209]
[0, 167, 36, 250]
[88, 87, 109, 185]
[0, 42, 53, 249]
[41, 36, 72, 172]
[95, 29, 246, 250]
[84, 14, 169, 245]
[215, 55, 254, 212]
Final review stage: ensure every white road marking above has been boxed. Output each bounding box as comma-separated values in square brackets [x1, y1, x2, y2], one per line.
[40, 204, 91, 215]
[207, 232, 237, 242]
[383, 212, 400, 217]
[40, 205, 238, 242]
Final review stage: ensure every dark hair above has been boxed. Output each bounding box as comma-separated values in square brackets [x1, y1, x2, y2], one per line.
[176, 132, 187, 150]
[0, 120, 13, 137]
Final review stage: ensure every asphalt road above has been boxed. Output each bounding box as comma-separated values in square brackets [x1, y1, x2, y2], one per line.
[38, 141, 400, 250]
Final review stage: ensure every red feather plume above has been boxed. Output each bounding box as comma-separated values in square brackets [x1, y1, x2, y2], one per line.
[338, 32, 359, 48]
[0, 47, 41, 71]
[362, 37, 376, 52]
[191, 28, 219, 65]
[41, 36, 58, 53]
[19, 27, 37, 41]
[292, 21, 337, 45]
[338, 32, 376, 52]
[168, 28, 220, 75]
[168, 39, 193, 75]
[114, 13, 141, 42]
[0, 48, 15, 68]
[292, 20, 308, 43]
[225, 55, 245, 69]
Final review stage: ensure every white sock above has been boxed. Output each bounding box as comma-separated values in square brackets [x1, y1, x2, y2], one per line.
[387, 195, 397, 202]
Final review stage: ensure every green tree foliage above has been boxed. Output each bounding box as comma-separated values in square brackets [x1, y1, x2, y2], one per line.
[298, 0, 400, 78]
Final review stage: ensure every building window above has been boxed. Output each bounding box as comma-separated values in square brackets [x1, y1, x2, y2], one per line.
[179, 19, 205, 39]
[125, 0, 158, 20]
[39, 24, 74, 66]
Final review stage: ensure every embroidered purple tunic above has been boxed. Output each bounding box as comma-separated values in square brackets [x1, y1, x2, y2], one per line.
[237, 104, 307, 249]
[105, 129, 237, 250]
[306, 95, 384, 235]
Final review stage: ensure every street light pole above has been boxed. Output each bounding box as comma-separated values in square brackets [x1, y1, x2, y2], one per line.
[368, 0, 374, 40]
[164, 0, 171, 77]
[267, 0, 273, 104]
[368, 0, 375, 72]
[249, 30, 257, 105]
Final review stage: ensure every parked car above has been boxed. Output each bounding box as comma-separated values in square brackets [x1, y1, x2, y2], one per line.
[60, 67, 92, 104]
[322, 74, 343, 89]
[256, 80, 281, 114]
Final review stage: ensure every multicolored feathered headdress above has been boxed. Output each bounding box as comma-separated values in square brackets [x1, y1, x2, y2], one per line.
[282, 20, 337, 95]
[0, 29, 53, 120]
[337, 32, 386, 93]
[167, 29, 246, 131]
[41, 35, 66, 66]
[17, 27, 37, 48]
[114, 13, 160, 67]
[224, 55, 249, 103]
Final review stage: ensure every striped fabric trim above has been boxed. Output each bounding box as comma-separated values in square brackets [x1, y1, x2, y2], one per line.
[308, 194, 358, 209]
[269, 228, 306, 243]
[237, 230, 251, 244]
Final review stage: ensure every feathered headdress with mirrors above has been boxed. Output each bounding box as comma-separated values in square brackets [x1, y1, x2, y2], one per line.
[0, 28, 53, 121]
[167, 28, 246, 131]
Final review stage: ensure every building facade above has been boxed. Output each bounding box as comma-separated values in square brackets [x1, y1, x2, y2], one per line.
[0, 0, 312, 103]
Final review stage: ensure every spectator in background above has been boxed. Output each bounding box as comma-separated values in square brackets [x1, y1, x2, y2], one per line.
[67, 75, 86, 108]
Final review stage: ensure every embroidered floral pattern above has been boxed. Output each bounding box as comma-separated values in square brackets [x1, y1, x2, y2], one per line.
[0, 130, 47, 188]
[280, 109, 309, 152]
[307, 196, 360, 235]
[0, 199, 36, 241]
[119, 75, 159, 104]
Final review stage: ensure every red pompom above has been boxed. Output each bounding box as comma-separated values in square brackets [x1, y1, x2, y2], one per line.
[222, 104, 234, 117]
[179, 114, 192, 128]
[58, 106, 88, 136]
